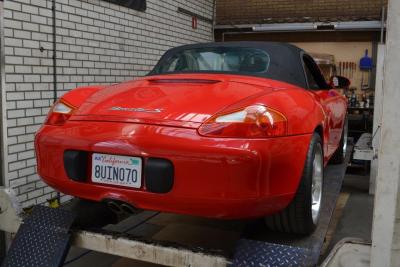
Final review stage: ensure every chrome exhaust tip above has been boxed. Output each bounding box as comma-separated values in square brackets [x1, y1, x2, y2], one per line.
[120, 203, 137, 214]
[106, 201, 123, 214]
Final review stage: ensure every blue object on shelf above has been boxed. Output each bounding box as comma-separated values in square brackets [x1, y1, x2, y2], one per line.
[360, 49, 373, 70]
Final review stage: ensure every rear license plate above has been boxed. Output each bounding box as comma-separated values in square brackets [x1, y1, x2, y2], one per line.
[91, 153, 142, 188]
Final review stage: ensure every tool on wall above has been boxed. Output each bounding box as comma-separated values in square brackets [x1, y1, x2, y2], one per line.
[337, 61, 357, 79]
[349, 62, 354, 79]
[354, 63, 357, 79]
[343, 62, 346, 77]
[350, 62, 353, 78]
[343, 62, 346, 76]
[336, 61, 358, 81]
[360, 49, 373, 69]
[347, 62, 350, 77]
[359, 49, 373, 90]
[348, 62, 352, 77]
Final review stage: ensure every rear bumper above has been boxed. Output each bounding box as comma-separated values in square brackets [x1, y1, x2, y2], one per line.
[35, 121, 312, 219]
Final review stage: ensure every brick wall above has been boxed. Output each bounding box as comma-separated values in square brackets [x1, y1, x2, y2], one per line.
[217, 0, 387, 25]
[3, 0, 215, 207]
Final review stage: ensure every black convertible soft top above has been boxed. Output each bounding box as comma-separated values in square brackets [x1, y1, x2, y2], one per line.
[149, 41, 327, 88]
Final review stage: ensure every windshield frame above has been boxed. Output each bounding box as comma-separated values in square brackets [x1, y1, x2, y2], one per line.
[147, 41, 326, 89]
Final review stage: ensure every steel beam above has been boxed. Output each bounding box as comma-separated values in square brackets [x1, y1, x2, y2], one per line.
[370, 44, 385, 195]
[72, 230, 228, 267]
[371, 0, 400, 266]
[215, 20, 385, 32]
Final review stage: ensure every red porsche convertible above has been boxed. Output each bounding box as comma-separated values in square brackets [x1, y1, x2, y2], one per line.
[35, 42, 348, 234]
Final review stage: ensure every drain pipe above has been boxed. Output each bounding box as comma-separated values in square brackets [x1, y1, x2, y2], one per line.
[212, 0, 217, 41]
[52, 0, 57, 104]
[51, 0, 61, 204]
[380, 6, 386, 44]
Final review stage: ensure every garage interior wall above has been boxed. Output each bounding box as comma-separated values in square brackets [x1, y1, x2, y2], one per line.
[293, 42, 374, 94]
[2, 0, 215, 207]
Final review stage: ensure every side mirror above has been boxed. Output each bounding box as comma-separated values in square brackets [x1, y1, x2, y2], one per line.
[329, 76, 351, 89]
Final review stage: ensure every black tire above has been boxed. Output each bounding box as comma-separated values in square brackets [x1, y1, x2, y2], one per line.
[265, 133, 323, 235]
[330, 117, 348, 164]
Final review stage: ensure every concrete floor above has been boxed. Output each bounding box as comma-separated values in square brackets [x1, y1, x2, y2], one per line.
[329, 174, 373, 245]
[320, 172, 374, 262]
[64, 171, 374, 267]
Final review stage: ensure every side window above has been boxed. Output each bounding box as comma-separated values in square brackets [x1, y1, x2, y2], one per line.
[303, 55, 327, 90]
[304, 62, 320, 90]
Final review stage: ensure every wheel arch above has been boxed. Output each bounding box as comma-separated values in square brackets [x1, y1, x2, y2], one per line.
[314, 123, 329, 163]
[314, 124, 324, 145]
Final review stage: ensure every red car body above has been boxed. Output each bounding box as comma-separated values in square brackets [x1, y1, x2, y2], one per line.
[35, 42, 347, 219]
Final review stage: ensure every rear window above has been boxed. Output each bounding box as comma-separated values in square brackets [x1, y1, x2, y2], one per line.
[152, 47, 270, 75]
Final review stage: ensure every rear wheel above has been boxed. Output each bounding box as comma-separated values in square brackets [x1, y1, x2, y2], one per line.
[330, 117, 348, 164]
[265, 133, 323, 234]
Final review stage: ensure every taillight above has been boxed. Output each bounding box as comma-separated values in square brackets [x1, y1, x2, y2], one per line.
[198, 105, 287, 138]
[45, 100, 76, 126]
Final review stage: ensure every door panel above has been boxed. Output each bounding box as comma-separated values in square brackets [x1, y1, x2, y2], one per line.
[302, 54, 346, 160]
[314, 89, 346, 158]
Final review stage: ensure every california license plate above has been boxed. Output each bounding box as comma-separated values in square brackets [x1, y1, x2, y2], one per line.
[91, 153, 142, 188]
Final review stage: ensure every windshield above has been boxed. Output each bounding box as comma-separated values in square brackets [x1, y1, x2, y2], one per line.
[152, 47, 271, 75]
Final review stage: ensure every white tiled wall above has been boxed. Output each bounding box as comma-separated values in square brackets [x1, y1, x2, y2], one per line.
[3, 0, 215, 207]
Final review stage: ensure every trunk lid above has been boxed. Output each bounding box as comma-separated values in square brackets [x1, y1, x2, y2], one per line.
[71, 74, 276, 128]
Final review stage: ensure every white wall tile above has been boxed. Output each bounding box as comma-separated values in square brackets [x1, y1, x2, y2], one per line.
[4, 0, 214, 207]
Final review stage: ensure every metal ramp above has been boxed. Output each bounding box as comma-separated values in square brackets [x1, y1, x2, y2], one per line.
[0, 146, 351, 267]
[234, 154, 350, 266]
[1, 206, 75, 267]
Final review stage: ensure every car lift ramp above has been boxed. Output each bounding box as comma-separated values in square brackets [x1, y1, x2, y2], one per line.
[0, 145, 352, 267]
